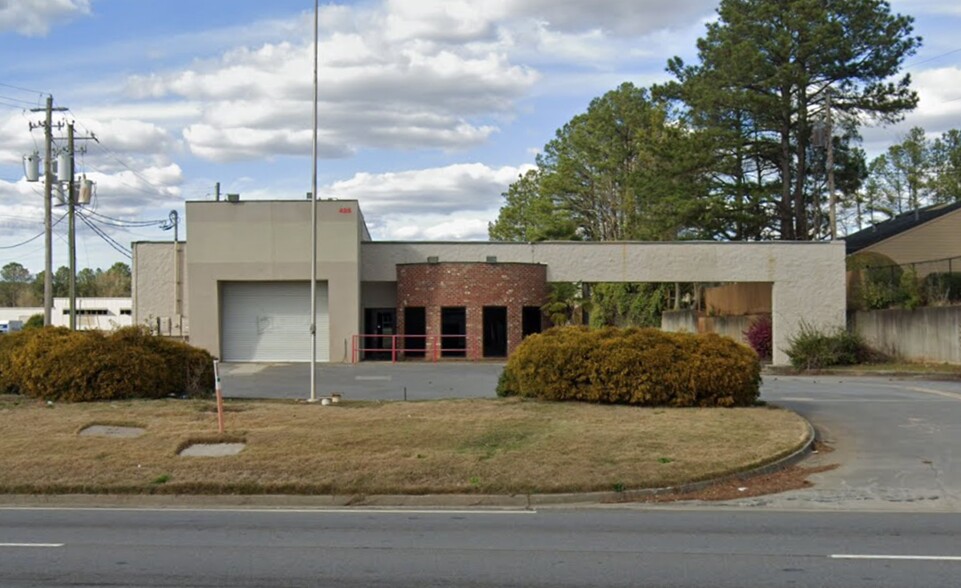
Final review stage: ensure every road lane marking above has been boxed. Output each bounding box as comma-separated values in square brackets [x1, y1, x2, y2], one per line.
[832, 554, 961, 562]
[778, 397, 918, 403]
[902, 385, 961, 402]
[0, 507, 535, 515]
[0, 543, 64, 548]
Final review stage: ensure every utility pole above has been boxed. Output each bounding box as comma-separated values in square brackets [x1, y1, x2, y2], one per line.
[67, 123, 76, 330]
[826, 91, 837, 240]
[29, 96, 65, 326]
[61, 122, 97, 331]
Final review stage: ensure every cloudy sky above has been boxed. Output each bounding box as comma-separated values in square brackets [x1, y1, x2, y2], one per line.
[1, 0, 960, 273]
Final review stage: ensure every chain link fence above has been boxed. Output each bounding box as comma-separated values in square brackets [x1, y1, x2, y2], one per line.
[849, 255, 961, 309]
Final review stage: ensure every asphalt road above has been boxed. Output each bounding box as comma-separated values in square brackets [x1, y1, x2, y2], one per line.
[2, 508, 960, 587]
[219, 361, 504, 401]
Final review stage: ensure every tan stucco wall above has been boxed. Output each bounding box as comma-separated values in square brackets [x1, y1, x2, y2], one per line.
[132, 241, 187, 336]
[361, 282, 397, 309]
[134, 202, 845, 366]
[185, 200, 362, 362]
[858, 208, 961, 268]
[361, 241, 846, 366]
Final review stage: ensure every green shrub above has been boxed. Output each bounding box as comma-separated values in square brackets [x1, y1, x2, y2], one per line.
[2, 326, 215, 402]
[22, 314, 44, 330]
[847, 252, 904, 310]
[500, 326, 760, 407]
[784, 322, 878, 370]
[922, 272, 961, 304]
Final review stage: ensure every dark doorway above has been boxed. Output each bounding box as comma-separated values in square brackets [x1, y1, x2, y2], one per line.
[403, 306, 426, 358]
[483, 306, 508, 358]
[522, 306, 542, 339]
[363, 308, 395, 360]
[440, 307, 467, 358]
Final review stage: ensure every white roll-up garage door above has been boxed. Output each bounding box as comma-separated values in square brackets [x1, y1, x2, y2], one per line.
[220, 282, 329, 362]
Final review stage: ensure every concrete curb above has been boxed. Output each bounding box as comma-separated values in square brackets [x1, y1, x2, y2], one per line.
[762, 367, 961, 381]
[0, 420, 817, 510]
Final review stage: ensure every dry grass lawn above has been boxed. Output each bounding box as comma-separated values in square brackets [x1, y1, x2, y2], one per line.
[0, 395, 808, 495]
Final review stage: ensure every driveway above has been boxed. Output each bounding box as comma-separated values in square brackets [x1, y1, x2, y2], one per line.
[218, 361, 504, 401]
[728, 375, 961, 512]
[219, 363, 961, 512]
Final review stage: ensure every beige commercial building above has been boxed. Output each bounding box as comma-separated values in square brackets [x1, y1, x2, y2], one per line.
[132, 199, 846, 366]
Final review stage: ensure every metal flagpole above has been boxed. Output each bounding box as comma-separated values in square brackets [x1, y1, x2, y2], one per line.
[309, 0, 319, 402]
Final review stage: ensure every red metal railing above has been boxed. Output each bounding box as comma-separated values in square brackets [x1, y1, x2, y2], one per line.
[351, 334, 470, 362]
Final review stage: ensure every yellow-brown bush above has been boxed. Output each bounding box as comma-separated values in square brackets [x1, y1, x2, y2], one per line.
[0, 331, 29, 394]
[497, 326, 760, 407]
[2, 327, 214, 402]
[109, 327, 214, 398]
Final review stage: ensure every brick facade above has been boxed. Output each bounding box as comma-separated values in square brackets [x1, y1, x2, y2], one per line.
[396, 262, 548, 359]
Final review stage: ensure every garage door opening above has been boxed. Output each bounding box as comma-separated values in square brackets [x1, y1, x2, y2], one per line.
[483, 306, 507, 357]
[403, 306, 426, 358]
[522, 306, 542, 339]
[440, 307, 466, 358]
[362, 308, 395, 361]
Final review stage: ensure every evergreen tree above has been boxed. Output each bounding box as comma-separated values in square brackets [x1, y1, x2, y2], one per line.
[664, 0, 920, 239]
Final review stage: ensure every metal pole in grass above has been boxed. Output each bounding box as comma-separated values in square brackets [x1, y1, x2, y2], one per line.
[308, 0, 320, 404]
[213, 359, 225, 434]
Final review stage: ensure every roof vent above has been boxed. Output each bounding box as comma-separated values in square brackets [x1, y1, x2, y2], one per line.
[226, 193, 240, 203]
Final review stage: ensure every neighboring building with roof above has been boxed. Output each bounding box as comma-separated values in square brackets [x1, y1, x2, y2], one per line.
[845, 201, 961, 272]
[131, 198, 846, 366]
[0, 297, 131, 330]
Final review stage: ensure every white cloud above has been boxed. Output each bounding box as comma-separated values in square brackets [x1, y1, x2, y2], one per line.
[861, 66, 961, 155]
[0, 0, 90, 36]
[507, 0, 717, 36]
[121, 14, 538, 162]
[372, 211, 494, 241]
[325, 163, 533, 215]
[382, 0, 503, 43]
[891, 1, 961, 16]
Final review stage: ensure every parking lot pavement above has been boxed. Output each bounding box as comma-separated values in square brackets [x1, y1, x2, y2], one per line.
[218, 361, 505, 401]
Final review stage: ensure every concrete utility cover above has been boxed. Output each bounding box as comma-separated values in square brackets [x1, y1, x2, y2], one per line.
[179, 443, 246, 457]
[79, 425, 145, 438]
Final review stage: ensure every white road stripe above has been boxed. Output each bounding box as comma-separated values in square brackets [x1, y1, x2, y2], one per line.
[832, 554, 961, 562]
[0, 507, 534, 515]
[0, 543, 64, 548]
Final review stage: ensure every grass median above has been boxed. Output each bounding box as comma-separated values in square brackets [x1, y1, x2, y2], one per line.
[0, 395, 808, 496]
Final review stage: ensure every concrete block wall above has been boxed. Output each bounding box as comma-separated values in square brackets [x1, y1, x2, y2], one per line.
[396, 262, 548, 359]
[850, 306, 961, 364]
[661, 310, 766, 347]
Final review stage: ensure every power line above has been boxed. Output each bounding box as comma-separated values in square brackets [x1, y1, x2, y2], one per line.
[0, 93, 39, 106]
[67, 110, 173, 197]
[77, 211, 133, 258]
[904, 47, 961, 70]
[82, 208, 166, 228]
[0, 214, 67, 249]
[0, 81, 47, 95]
